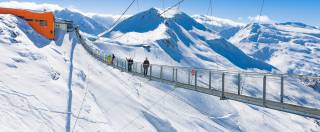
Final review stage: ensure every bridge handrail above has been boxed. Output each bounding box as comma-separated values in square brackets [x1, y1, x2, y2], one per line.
[75, 29, 320, 119]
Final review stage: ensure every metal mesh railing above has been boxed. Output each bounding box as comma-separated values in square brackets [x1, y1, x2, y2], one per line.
[76, 30, 320, 119]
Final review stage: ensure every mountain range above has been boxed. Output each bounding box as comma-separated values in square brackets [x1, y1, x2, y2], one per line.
[0, 2, 320, 131]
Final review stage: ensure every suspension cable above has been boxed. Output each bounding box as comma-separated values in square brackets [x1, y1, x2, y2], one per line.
[109, 0, 186, 41]
[257, 0, 265, 23]
[159, 0, 185, 16]
[96, 0, 137, 40]
[119, 87, 178, 131]
[71, 64, 91, 132]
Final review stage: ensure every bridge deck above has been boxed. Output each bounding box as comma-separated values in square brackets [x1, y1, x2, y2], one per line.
[75, 30, 320, 120]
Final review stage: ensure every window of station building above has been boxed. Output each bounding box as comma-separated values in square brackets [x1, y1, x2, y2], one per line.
[25, 19, 34, 22]
[39, 20, 48, 26]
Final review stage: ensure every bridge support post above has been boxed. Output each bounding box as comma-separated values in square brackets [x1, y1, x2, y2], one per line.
[149, 65, 152, 80]
[209, 71, 212, 89]
[116, 59, 119, 68]
[195, 70, 197, 91]
[238, 73, 241, 95]
[280, 75, 284, 103]
[121, 60, 123, 70]
[172, 67, 175, 82]
[175, 68, 178, 82]
[263, 75, 267, 106]
[188, 70, 191, 85]
[160, 66, 163, 79]
[221, 72, 225, 100]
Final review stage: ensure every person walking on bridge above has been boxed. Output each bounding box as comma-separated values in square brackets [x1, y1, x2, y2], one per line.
[111, 54, 115, 66]
[107, 54, 112, 65]
[126, 58, 134, 72]
[143, 58, 150, 77]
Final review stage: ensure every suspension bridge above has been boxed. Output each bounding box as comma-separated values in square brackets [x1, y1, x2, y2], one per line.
[75, 27, 320, 120]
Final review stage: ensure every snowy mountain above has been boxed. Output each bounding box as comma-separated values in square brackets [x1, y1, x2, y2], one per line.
[98, 8, 274, 71]
[87, 14, 130, 29]
[55, 9, 107, 35]
[193, 15, 244, 39]
[1, 13, 320, 132]
[0, 1, 107, 36]
[88, 15, 115, 28]
[230, 22, 320, 75]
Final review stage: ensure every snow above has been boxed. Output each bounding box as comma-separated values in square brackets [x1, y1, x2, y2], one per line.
[193, 15, 245, 29]
[97, 8, 274, 72]
[230, 22, 320, 75]
[0, 1, 63, 11]
[55, 9, 107, 36]
[0, 4, 320, 132]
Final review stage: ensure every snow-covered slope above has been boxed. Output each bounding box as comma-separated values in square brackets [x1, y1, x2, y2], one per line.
[0, 7, 320, 132]
[230, 22, 320, 75]
[97, 8, 274, 72]
[1, 14, 320, 131]
[193, 15, 244, 39]
[0, 1, 107, 36]
[54, 9, 107, 35]
[193, 15, 244, 32]
[87, 14, 130, 29]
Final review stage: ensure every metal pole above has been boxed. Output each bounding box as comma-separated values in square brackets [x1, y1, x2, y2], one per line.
[238, 73, 241, 95]
[116, 58, 119, 68]
[175, 68, 178, 82]
[195, 70, 197, 90]
[263, 75, 267, 106]
[160, 66, 163, 79]
[280, 75, 284, 103]
[209, 71, 212, 89]
[172, 67, 175, 82]
[140, 64, 143, 74]
[188, 70, 191, 85]
[221, 72, 225, 99]
[149, 65, 152, 80]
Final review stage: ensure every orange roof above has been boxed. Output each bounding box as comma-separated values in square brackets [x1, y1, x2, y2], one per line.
[0, 7, 55, 40]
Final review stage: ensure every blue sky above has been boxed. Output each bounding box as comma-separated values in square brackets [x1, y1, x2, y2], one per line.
[1, 0, 319, 26]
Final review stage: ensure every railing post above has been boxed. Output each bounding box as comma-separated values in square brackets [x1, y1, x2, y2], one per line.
[116, 58, 119, 68]
[172, 67, 175, 82]
[263, 75, 267, 106]
[221, 72, 225, 100]
[149, 65, 152, 80]
[120, 60, 123, 71]
[136, 63, 138, 73]
[188, 70, 191, 85]
[195, 70, 197, 90]
[280, 75, 284, 103]
[237, 73, 241, 95]
[140, 64, 143, 74]
[175, 68, 178, 82]
[209, 71, 212, 89]
[160, 66, 163, 79]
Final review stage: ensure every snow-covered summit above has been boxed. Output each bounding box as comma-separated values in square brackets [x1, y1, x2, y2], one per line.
[55, 9, 107, 35]
[229, 22, 320, 75]
[97, 8, 274, 71]
[193, 15, 244, 29]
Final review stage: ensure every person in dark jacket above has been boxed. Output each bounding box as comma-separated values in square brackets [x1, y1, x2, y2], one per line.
[143, 58, 150, 76]
[126, 58, 134, 72]
[111, 54, 115, 65]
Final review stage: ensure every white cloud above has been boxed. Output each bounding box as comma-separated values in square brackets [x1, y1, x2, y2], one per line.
[248, 15, 272, 23]
[237, 17, 243, 21]
[0, 1, 126, 18]
[0, 1, 63, 11]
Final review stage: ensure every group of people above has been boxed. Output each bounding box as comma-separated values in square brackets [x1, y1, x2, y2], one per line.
[105, 53, 150, 77]
[126, 57, 150, 77]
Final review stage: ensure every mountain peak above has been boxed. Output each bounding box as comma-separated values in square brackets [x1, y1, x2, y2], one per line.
[277, 22, 317, 29]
